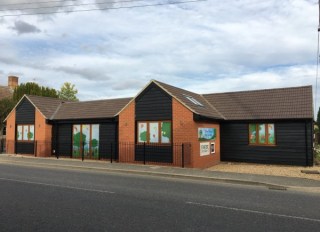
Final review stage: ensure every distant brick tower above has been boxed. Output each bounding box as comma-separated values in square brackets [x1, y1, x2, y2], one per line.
[8, 76, 18, 90]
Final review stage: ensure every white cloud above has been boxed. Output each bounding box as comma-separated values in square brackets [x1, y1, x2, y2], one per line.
[0, 0, 318, 111]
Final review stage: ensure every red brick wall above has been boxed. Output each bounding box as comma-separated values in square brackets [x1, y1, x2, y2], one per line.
[5, 110, 16, 154]
[172, 98, 220, 168]
[35, 109, 52, 157]
[118, 101, 135, 162]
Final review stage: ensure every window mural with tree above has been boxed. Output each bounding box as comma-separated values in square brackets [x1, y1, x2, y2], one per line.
[249, 123, 275, 145]
[137, 121, 171, 144]
[16, 125, 34, 141]
[73, 124, 99, 158]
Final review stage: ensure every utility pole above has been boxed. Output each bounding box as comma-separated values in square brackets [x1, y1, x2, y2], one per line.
[315, 0, 320, 116]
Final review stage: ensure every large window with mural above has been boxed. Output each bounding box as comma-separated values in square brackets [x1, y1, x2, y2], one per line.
[16, 125, 34, 141]
[137, 121, 171, 144]
[73, 124, 99, 158]
[249, 123, 275, 145]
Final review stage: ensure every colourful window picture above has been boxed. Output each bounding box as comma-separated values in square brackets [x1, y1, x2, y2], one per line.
[29, 125, 34, 141]
[73, 124, 100, 158]
[138, 123, 147, 142]
[23, 126, 29, 141]
[249, 124, 256, 144]
[137, 121, 172, 144]
[16, 125, 34, 141]
[249, 123, 275, 145]
[73, 125, 81, 157]
[91, 124, 99, 159]
[268, 124, 275, 144]
[17, 125, 23, 141]
[149, 122, 159, 143]
[161, 122, 171, 143]
[82, 124, 90, 157]
[258, 124, 266, 144]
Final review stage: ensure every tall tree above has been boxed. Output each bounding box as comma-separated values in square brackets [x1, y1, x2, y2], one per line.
[317, 107, 320, 126]
[13, 82, 58, 102]
[58, 82, 79, 101]
[0, 97, 16, 131]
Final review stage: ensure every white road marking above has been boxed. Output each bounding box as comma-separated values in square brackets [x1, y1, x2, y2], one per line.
[0, 177, 115, 194]
[186, 201, 320, 223]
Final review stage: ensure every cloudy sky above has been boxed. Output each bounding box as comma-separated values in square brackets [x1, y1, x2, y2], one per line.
[0, 0, 318, 106]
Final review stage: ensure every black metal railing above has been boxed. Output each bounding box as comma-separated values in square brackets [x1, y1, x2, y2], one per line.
[119, 142, 191, 167]
[4, 140, 192, 168]
[0, 139, 5, 153]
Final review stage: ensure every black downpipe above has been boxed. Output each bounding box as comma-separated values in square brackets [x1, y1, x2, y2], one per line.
[182, 143, 185, 168]
[305, 121, 309, 166]
[34, 141, 37, 157]
[311, 120, 315, 165]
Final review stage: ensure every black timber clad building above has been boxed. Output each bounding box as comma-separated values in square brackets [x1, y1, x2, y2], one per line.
[5, 80, 314, 166]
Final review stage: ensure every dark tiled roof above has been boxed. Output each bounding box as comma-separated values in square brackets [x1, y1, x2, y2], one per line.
[0, 86, 12, 100]
[203, 86, 313, 120]
[53, 98, 132, 120]
[154, 80, 224, 120]
[26, 95, 66, 119]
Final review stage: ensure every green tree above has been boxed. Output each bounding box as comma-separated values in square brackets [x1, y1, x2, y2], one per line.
[317, 107, 320, 126]
[13, 82, 58, 102]
[58, 82, 78, 101]
[0, 97, 16, 131]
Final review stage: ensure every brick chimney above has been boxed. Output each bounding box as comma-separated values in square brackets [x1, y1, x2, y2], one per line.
[8, 76, 18, 90]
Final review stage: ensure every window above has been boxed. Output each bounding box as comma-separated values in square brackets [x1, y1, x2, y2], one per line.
[73, 124, 100, 158]
[137, 121, 171, 144]
[249, 123, 275, 145]
[183, 95, 204, 106]
[16, 125, 34, 141]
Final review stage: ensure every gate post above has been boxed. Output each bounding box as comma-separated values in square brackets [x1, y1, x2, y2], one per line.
[82, 141, 85, 161]
[143, 142, 146, 165]
[34, 141, 37, 157]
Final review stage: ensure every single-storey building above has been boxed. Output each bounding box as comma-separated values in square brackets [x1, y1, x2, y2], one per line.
[4, 80, 314, 168]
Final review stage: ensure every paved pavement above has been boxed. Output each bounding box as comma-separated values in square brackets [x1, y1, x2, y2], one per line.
[1, 154, 320, 193]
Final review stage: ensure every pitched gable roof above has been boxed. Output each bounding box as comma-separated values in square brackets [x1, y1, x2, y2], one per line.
[153, 80, 224, 120]
[25, 95, 66, 119]
[203, 86, 313, 120]
[52, 97, 132, 120]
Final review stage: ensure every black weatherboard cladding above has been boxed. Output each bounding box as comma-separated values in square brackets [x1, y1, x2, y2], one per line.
[15, 98, 35, 154]
[16, 98, 35, 124]
[220, 121, 314, 166]
[135, 82, 172, 121]
[56, 124, 72, 156]
[135, 82, 173, 163]
[135, 145, 173, 163]
[16, 143, 34, 154]
[99, 123, 118, 159]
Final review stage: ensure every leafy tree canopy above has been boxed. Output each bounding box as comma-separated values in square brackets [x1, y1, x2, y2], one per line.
[13, 82, 58, 102]
[0, 97, 15, 130]
[317, 107, 320, 127]
[58, 82, 79, 101]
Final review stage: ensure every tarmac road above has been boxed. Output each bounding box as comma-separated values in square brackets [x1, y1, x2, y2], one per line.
[0, 163, 319, 232]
